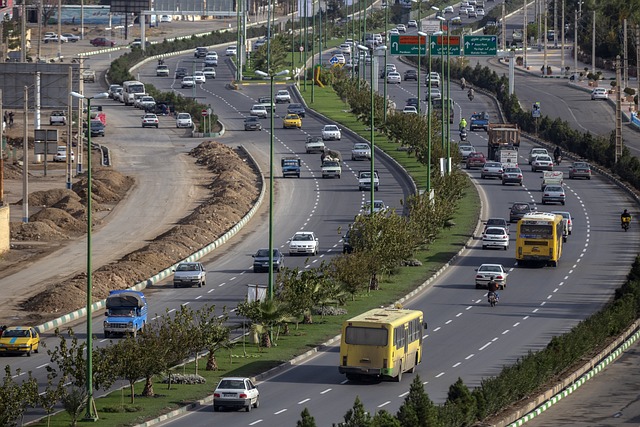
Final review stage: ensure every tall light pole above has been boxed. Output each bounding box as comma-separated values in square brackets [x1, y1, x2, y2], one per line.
[419, 30, 430, 191]
[437, 16, 446, 155]
[254, 69, 289, 300]
[383, 1, 389, 121]
[358, 44, 376, 214]
[69, 90, 109, 422]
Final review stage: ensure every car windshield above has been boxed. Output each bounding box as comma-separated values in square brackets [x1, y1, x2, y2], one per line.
[293, 234, 313, 241]
[325, 126, 338, 131]
[218, 379, 245, 389]
[512, 204, 530, 212]
[480, 265, 502, 273]
[256, 249, 278, 257]
[504, 168, 520, 173]
[177, 263, 198, 271]
[487, 219, 506, 226]
[3, 329, 30, 338]
[178, 114, 190, 119]
[485, 228, 505, 235]
[546, 186, 563, 192]
[485, 163, 501, 168]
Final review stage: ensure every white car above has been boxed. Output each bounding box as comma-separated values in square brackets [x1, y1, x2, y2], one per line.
[141, 113, 159, 128]
[250, 104, 268, 118]
[351, 142, 371, 160]
[403, 105, 418, 114]
[193, 71, 206, 84]
[482, 227, 509, 250]
[181, 76, 195, 88]
[213, 377, 259, 412]
[339, 43, 352, 54]
[531, 155, 554, 172]
[591, 87, 608, 100]
[407, 20, 418, 28]
[43, 33, 68, 43]
[475, 263, 508, 289]
[202, 67, 216, 79]
[275, 89, 291, 103]
[176, 112, 193, 128]
[160, 15, 172, 22]
[139, 96, 156, 110]
[225, 45, 237, 56]
[388, 28, 400, 35]
[386, 71, 401, 84]
[551, 211, 573, 235]
[528, 147, 549, 164]
[396, 24, 407, 32]
[288, 231, 319, 256]
[458, 144, 475, 160]
[427, 88, 442, 101]
[334, 53, 346, 64]
[361, 200, 388, 214]
[53, 147, 74, 162]
[444, 5, 454, 13]
[322, 124, 342, 141]
[204, 53, 218, 66]
[477, 7, 485, 16]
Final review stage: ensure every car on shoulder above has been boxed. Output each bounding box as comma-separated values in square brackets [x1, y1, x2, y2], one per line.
[202, 67, 216, 79]
[156, 65, 170, 77]
[244, 116, 262, 131]
[482, 226, 509, 250]
[250, 104, 268, 119]
[288, 231, 319, 256]
[193, 71, 206, 84]
[213, 377, 259, 412]
[551, 211, 573, 235]
[528, 147, 549, 164]
[510, 201, 536, 223]
[322, 124, 342, 141]
[480, 161, 503, 179]
[141, 113, 159, 128]
[53, 146, 74, 163]
[282, 114, 302, 129]
[591, 87, 608, 100]
[475, 263, 508, 289]
[403, 69, 418, 81]
[275, 89, 291, 103]
[172, 262, 206, 288]
[541, 185, 566, 205]
[466, 151, 486, 169]
[458, 144, 475, 160]
[181, 76, 195, 88]
[85, 120, 105, 137]
[62, 33, 80, 42]
[502, 166, 523, 186]
[0, 326, 40, 356]
[531, 155, 554, 172]
[387, 71, 402, 84]
[175, 112, 193, 128]
[286, 103, 306, 118]
[252, 248, 284, 272]
[175, 67, 188, 79]
[351, 142, 371, 161]
[569, 161, 592, 179]
[403, 105, 418, 114]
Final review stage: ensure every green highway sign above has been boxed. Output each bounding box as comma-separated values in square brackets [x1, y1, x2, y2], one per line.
[463, 35, 498, 56]
[390, 34, 427, 56]
[429, 35, 461, 56]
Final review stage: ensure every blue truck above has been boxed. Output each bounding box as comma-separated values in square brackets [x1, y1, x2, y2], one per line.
[103, 290, 148, 338]
[470, 111, 490, 131]
[281, 157, 301, 178]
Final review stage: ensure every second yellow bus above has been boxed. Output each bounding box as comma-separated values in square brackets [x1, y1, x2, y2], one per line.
[516, 212, 564, 267]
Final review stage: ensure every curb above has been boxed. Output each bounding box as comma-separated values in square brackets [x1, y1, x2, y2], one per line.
[35, 144, 265, 334]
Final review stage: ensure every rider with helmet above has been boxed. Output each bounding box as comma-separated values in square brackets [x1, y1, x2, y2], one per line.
[621, 209, 632, 228]
[459, 117, 467, 132]
[487, 279, 500, 302]
[467, 88, 474, 100]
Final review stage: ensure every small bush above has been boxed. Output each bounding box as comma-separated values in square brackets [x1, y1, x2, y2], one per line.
[624, 87, 636, 96]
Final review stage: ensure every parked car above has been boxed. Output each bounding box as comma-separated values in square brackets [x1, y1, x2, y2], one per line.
[252, 248, 284, 272]
[90, 37, 115, 47]
[62, 33, 80, 42]
[85, 120, 105, 137]
[175, 112, 193, 128]
[53, 147, 74, 162]
[213, 377, 259, 412]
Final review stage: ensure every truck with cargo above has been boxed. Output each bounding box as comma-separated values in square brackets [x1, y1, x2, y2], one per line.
[499, 147, 518, 167]
[470, 111, 490, 131]
[541, 171, 563, 191]
[49, 110, 67, 126]
[321, 157, 342, 179]
[281, 157, 301, 178]
[487, 123, 520, 161]
[103, 290, 148, 338]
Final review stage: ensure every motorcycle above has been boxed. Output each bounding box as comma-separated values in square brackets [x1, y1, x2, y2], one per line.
[554, 155, 562, 166]
[468, 91, 474, 101]
[622, 216, 631, 231]
[459, 130, 468, 141]
[461, 80, 466, 90]
[488, 291, 498, 307]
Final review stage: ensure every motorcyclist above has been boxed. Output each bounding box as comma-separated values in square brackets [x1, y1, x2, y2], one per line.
[553, 146, 562, 163]
[621, 209, 632, 228]
[467, 88, 474, 100]
[158, 58, 165, 65]
[487, 279, 500, 302]
[459, 118, 467, 132]
[460, 77, 466, 89]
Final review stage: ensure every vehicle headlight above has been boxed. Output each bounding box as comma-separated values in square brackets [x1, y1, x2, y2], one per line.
[104, 321, 108, 327]
[128, 322, 134, 327]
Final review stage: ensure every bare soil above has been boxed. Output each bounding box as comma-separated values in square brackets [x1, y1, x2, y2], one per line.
[0, 138, 261, 326]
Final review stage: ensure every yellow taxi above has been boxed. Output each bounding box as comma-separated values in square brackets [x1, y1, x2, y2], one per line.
[282, 114, 302, 129]
[0, 326, 40, 356]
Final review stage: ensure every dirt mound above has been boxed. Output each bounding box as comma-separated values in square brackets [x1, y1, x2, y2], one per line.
[10, 221, 69, 241]
[20, 141, 261, 319]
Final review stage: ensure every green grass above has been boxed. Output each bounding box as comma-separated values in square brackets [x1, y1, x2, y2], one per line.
[32, 83, 480, 427]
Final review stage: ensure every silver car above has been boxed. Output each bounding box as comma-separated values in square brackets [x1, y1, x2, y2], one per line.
[482, 226, 509, 250]
[531, 155, 554, 172]
[475, 263, 508, 289]
[481, 161, 504, 179]
[528, 147, 548, 164]
[542, 185, 566, 205]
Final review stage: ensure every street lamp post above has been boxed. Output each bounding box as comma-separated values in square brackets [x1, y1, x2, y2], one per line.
[358, 44, 376, 214]
[419, 30, 430, 191]
[69, 90, 108, 422]
[383, 1, 389, 121]
[254, 69, 289, 300]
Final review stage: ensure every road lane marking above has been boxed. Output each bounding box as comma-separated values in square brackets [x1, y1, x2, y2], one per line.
[479, 342, 492, 351]
[274, 409, 287, 415]
[320, 388, 331, 394]
[435, 372, 445, 378]
[465, 354, 474, 360]
[298, 398, 310, 404]
[452, 362, 461, 367]
[378, 401, 391, 408]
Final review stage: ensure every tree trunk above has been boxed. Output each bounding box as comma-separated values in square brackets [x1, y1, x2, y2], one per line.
[261, 331, 272, 348]
[206, 352, 219, 371]
[130, 382, 136, 403]
[283, 322, 290, 335]
[142, 377, 154, 397]
[303, 312, 313, 324]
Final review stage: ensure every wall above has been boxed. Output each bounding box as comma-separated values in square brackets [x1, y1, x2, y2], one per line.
[0, 203, 9, 255]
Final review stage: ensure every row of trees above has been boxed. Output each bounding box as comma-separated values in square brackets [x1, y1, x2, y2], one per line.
[1, 304, 231, 426]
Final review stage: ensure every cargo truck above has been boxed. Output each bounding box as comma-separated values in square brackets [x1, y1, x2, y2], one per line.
[103, 290, 148, 338]
[488, 123, 520, 161]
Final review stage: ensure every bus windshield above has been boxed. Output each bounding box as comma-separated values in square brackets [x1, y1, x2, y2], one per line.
[344, 326, 388, 346]
[128, 84, 144, 93]
[519, 224, 553, 239]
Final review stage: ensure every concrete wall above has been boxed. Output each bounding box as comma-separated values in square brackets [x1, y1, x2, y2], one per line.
[0, 203, 9, 255]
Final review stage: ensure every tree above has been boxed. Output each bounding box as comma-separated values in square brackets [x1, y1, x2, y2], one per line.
[443, 378, 477, 426]
[297, 407, 318, 427]
[0, 365, 39, 427]
[236, 298, 288, 348]
[107, 335, 148, 403]
[251, 34, 290, 75]
[396, 375, 437, 427]
[371, 410, 401, 427]
[40, 370, 65, 427]
[193, 305, 233, 371]
[339, 396, 372, 427]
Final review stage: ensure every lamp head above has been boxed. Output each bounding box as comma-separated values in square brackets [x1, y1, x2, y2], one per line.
[255, 70, 269, 77]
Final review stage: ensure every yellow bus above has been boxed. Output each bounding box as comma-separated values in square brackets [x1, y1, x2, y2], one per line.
[338, 308, 427, 382]
[516, 212, 564, 267]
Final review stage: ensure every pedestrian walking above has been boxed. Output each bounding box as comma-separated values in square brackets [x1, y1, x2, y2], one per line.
[9, 111, 14, 127]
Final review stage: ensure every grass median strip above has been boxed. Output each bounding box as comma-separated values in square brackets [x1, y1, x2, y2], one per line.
[33, 85, 479, 427]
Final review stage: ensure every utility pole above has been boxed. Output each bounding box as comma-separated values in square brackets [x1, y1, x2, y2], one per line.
[561, 0, 565, 73]
[523, 0, 528, 68]
[615, 55, 622, 163]
[501, 4, 505, 51]
[623, 19, 628, 89]
[553, 0, 557, 48]
[591, 11, 595, 74]
[637, 25, 640, 108]
[67, 67, 73, 188]
[57, 0, 62, 59]
[574, 10, 578, 75]
[543, 0, 548, 74]
[20, 3, 26, 62]
[0, 89, 3, 203]
[22, 86, 29, 223]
